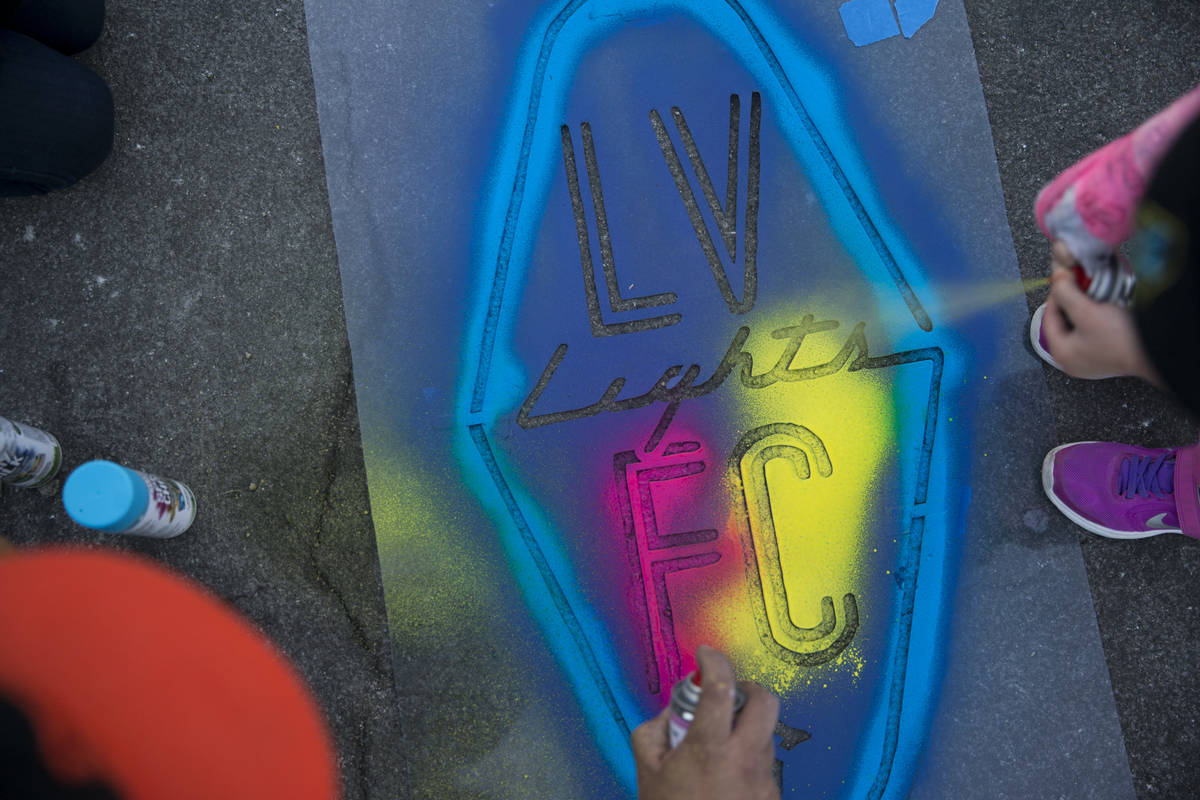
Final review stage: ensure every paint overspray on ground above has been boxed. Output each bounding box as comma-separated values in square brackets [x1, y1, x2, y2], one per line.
[301, 0, 1132, 797]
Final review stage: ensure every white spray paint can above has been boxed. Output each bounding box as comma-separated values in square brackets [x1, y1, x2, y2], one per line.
[667, 669, 746, 748]
[0, 416, 63, 488]
[62, 460, 197, 537]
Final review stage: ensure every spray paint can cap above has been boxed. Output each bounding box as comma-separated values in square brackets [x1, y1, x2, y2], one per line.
[63, 460, 150, 532]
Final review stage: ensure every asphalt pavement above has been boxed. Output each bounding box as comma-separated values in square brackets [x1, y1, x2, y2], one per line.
[0, 1, 1197, 797]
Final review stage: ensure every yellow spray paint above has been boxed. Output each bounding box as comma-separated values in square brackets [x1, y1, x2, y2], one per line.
[857, 275, 1049, 330]
[699, 277, 1045, 692]
[367, 448, 503, 641]
[698, 304, 895, 694]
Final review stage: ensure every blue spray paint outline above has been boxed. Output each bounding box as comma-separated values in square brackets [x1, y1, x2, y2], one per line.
[453, 1, 972, 796]
[469, 0, 934, 417]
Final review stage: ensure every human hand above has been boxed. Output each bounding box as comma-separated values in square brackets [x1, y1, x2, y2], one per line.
[631, 646, 780, 800]
[1043, 242, 1161, 384]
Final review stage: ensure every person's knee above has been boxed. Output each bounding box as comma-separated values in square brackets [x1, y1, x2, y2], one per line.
[0, 32, 114, 196]
[11, 75, 113, 195]
[50, 63, 114, 190]
[7, 0, 106, 55]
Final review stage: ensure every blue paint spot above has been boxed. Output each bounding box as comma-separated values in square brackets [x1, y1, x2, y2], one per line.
[840, 0, 900, 46]
[895, 0, 940, 38]
[839, 0, 939, 46]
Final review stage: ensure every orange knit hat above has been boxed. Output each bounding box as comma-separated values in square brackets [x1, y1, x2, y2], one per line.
[0, 548, 340, 800]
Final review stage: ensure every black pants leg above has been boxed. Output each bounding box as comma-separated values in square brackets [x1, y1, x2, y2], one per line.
[5, 0, 106, 55]
[0, 0, 112, 196]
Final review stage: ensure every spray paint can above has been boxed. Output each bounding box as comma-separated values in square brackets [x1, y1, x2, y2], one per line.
[1069, 255, 1136, 307]
[1041, 186, 1137, 306]
[667, 670, 746, 749]
[62, 460, 197, 538]
[0, 416, 62, 488]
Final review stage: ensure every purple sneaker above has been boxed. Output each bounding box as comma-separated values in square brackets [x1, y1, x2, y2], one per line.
[1043, 442, 1183, 538]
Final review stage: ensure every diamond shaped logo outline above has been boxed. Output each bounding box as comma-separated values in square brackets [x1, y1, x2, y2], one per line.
[453, 1, 970, 796]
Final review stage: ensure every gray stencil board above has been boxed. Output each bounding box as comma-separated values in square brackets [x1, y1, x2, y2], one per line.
[302, 0, 1134, 795]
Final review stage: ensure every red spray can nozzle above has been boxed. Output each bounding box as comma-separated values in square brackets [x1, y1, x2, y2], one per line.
[667, 669, 746, 748]
[1064, 252, 1135, 306]
[1071, 263, 1093, 292]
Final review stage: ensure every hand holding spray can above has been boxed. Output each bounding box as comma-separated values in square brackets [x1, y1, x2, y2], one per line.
[633, 648, 781, 799]
[0, 416, 62, 488]
[1067, 250, 1136, 307]
[668, 667, 747, 749]
[1041, 195, 1137, 307]
[63, 460, 196, 537]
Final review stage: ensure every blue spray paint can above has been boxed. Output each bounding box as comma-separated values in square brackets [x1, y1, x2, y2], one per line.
[63, 460, 197, 537]
[0, 416, 62, 488]
[667, 670, 746, 749]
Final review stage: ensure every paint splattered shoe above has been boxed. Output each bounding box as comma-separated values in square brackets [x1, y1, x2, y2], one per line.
[1042, 442, 1185, 539]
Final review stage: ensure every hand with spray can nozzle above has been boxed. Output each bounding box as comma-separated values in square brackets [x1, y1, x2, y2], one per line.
[631, 646, 781, 800]
[1032, 85, 1200, 386]
[1040, 240, 1162, 383]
